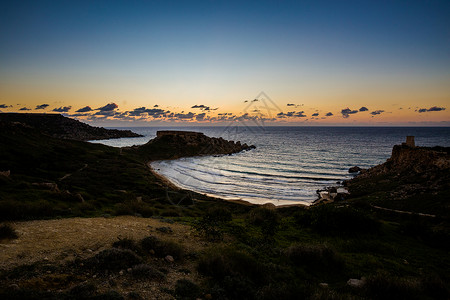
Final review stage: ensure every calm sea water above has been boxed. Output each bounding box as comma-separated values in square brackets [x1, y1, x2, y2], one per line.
[92, 126, 450, 206]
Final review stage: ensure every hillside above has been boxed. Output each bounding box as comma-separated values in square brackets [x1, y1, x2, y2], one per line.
[0, 113, 142, 141]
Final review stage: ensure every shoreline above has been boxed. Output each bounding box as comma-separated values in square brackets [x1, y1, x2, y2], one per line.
[148, 160, 310, 208]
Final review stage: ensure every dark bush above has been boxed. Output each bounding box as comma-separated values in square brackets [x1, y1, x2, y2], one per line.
[0, 223, 18, 240]
[88, 248, 142, 271]
[364, 273, 421, 300]
[112, 238, 141, 253]
[285, 244, 344, 271]
[194, 206, 232, 241]
[131, 264, 165, 280]
[198, 247, 265, 283]
[140, 236, 184, 259]
[247, 206, 280, 240]
[174, 279, 201, 299]
[294, 205, 380, 235]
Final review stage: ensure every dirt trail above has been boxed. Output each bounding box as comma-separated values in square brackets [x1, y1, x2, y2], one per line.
[0, 216, 199, 270]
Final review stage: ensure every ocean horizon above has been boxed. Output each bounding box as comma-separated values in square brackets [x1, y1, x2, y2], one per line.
[92, 126, 450, 206]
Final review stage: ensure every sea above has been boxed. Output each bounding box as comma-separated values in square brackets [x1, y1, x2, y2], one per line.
[91, 126, 450, 206]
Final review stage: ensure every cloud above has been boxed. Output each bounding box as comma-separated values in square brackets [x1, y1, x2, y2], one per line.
[287, 103, 295, 106]
[418, 106, 446, 113]
[76, 106, 93, 112]
[19, 107, 31, 111]
[196, 113, 207, 121]
[341, 108, 358, 118]
[128, 107, 167, 118]
[251, 99, 259, 102]
[0, 104, 12, 108]
[312, 113, 319, 117]
[97, 103, 118, 111]
[277, 111, 307, 118]
[174, 112, 195, 119]
[325, 112, 333, 117]
[52, 106, 72, 112]
[359, 106, 369, 112]
[35, 104, 49, 110]
[370, 110, 385, 116]
[154, 104, 159, 107]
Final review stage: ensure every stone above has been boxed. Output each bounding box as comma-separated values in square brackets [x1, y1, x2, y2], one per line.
[349, 166, 361, 173]
[0, 170, 10, 177]
[156, 226, 173, 234]
[165, 255, 174, 263]
[347, 278, 365, 288]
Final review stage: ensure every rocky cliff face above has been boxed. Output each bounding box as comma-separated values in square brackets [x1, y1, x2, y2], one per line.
[0, 113, 142, 141]
[136, 130, 255, 160]
[356, 145, 450, 179]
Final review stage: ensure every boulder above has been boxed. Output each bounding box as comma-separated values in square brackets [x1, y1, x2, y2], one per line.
[348, 166, 361, 173]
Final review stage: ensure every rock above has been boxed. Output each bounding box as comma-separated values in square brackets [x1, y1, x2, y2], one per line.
[76, 193, 85, 203]
[32, 182, 59, 192]
[9, 284, 20, 291]
[165, 255, 174, 263]
[349, 166, 361, 173]
[347, 278, 365, 288]
[119, 270, 124, 276]
[0, 170, 10, 177]
[319, 283, 329, 287]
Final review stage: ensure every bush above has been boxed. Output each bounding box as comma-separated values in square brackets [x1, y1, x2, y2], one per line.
[174, 279, 201, 299]
[140, 236, 184, 259]
[194, 206, 232, 241]
[364, 273, 421, 300]
[294, 205, 380, 235]
[88, 248, 142, 271]
[247, 206, 280, 240]
[131, 264, 165, 280]
[285, 244, 344, 271]
[112, 238, 141, 253]
[198, 247, 265, 283]
[0, 223, 18, 240]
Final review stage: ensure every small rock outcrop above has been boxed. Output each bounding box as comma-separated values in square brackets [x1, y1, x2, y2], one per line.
[0, 113, 142, 141]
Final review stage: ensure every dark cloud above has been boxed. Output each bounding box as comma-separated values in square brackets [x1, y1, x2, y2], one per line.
[97, 103, 118, 111]
[154, 104, 159, 107]
[35, 104, 49, 110]
[325, 112, 333, 117]
[0, 104, 12, 108]
[422, 106, 446, 112]
[251, 99, 259, 102]
[94, 110, 117, 117]
[196, 113, 207, 121]
[359, 106, 369, 112]
[76, 106, 93, 112]
[277, 111, 306, 118]
[418, 108, 427, 113]
[19, 107, 31, 111]
[174, 112, 195, 119]
[244, 100, 248, 103]
[341, 108, 358, 118]
[312, 113, 319, 117]
[370, 110, 385, 116]
[295, 111, 307, 117]
[287, 103, 295, 106]
[128, 107, 167, 118]
[52, 106, 72, 112]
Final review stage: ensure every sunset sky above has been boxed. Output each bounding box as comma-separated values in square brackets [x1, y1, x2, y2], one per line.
[1, 0, 449, 126]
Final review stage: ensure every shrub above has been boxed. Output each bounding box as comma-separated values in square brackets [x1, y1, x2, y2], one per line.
[285, 244, 344, 271]
[194, 206, 232, 241]
[294, 205, 380, 235]
[140, 236, 184, 259]
[364, 272, 421, 300]
[131, 264, 165, 280]
[0, 223, 18, 240]
[112, 238, 141, 253]
[174, 279, 201, 299]
[88, 248, 142, 271]
[248, 206, 280, 240]
[198, 247, 265, 283]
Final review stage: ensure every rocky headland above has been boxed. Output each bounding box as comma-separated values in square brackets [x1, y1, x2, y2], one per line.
[0, 113, 142, 141]
[135, 130, 256, 160]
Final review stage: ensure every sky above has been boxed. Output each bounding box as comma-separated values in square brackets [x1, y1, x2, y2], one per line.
[0, 0, 449, 126]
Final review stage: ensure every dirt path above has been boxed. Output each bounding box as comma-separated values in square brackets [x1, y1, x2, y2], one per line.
[0, 216, 199, 270]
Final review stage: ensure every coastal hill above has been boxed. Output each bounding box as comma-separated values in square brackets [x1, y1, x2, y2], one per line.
[347, 140, 450, 217]
[135, 130, 256, 160]
[0, 113, 142, 141]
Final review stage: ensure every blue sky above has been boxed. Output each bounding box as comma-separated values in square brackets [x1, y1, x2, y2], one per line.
[1, 0, 449, 125]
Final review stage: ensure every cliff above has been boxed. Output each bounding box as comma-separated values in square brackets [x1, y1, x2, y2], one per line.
[135, 130, 255, 160]
[347, 143, 450, 217]
[0, 113, 142, 141]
